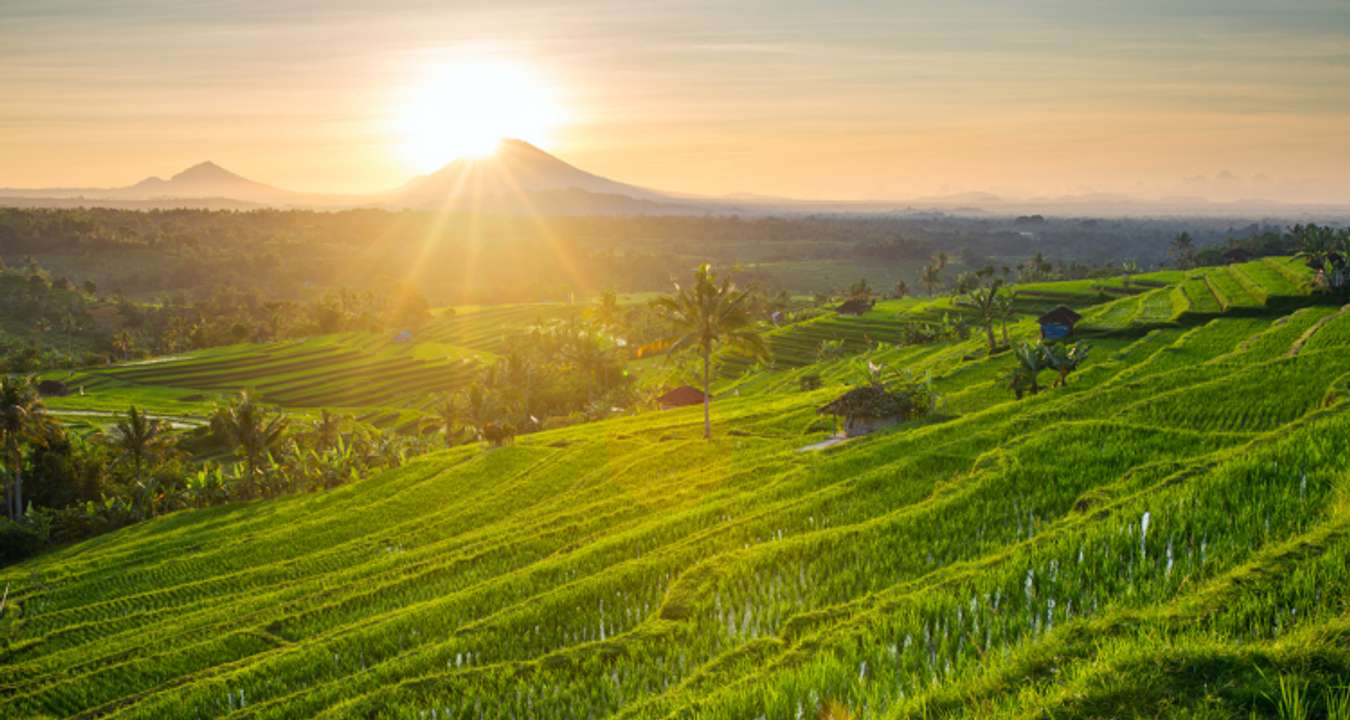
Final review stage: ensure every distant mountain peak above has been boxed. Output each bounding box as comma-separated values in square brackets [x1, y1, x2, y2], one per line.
[394, 140, 667, 209]
[497, 138, 547, 154]
[171, 161, 248, 184]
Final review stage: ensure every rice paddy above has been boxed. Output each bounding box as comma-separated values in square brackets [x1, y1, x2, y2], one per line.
[3, 256, 1347, 719]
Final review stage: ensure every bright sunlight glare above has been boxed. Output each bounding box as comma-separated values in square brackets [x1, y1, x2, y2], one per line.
[395, 58, 564, 172]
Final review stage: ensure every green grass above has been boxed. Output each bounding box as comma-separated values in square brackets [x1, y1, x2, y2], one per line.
[35, 304, 570, 431]
[3, 258, 1348, 719]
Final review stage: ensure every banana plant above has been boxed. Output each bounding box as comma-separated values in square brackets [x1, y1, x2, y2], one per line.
[1043, 341, 1091, 387]
[1008, 342, 1047, 398]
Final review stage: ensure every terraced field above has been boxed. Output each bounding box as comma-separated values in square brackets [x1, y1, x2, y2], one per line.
[42, 303, 571, 429]
[3, 258, 1348, 719]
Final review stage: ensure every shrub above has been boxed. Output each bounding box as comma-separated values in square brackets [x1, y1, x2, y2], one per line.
[0, 517, 49, 565]
[481, 421, 517, 447]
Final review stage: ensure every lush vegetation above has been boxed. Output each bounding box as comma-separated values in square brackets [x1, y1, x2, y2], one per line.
[1, 248, 1348, 718]
[2, 208, 1330, 308]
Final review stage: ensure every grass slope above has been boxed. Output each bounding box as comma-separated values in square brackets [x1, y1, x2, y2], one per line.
[2, 258, 1348, 719]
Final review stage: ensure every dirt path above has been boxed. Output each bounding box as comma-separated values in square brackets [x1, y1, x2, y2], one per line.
[45, 409, 207, 429]
[798, 436, 849, 452]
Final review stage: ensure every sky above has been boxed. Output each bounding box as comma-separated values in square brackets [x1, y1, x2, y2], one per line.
[3, 0, 1350, 203]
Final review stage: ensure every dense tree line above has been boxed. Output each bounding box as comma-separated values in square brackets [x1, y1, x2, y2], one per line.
[0, 384, 440, 564]
[5, 208, 1335, 307]
[0, 256, 431, 371]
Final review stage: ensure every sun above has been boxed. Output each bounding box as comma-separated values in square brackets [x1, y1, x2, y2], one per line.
[394, 58, 564, 172]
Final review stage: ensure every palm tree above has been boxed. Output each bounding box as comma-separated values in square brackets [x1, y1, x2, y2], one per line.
[920, 263, 941, 297]
[108, 405, 164, 515]
[563, 328, 618, 408]
[311, 410, 341, 451]
[651, 264, 769, 439]
[0, 377, 50, 520]
[212, 392, 288, 498]
[436, 393, 462, 447]
[1120, 260, 1140, 290]
[1169, 232, 1196, 269]
[994, 290, 1017, 347]
[459, 382, 497, 441]
[588, 289, 623, 330]
[957, 281, 1003, 352]
[111, 330, 135, 361]
[847, 278, 872, 301]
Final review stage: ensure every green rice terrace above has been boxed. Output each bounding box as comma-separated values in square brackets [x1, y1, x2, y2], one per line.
[36, 303, 574, 433]
[4, 256, 1350, 718]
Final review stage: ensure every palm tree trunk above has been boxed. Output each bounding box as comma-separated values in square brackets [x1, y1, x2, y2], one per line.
[13, 467, 22, 520]
[985, 325, 996, 352]
[702, 348, 711, 440]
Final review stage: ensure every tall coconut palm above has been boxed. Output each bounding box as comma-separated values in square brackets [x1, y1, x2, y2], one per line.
[212, 392, 288, 499]
[311, 410, 342, 452]
[0, 376, 50, 520]
[956, 280, 1003, 352]
[108, 405, 164, 508]
[111, 330, 136, 361]
[1120, 260, 1140, 290]
[436, 393, 462, 447]
[588, 289, 623, 330]
[1169, 232, 1196, 269]
[563, 328, 618, 408]
[921, 262, 942, 297]
[994, 290, 1017, 347]
[650, 264, 769, 439]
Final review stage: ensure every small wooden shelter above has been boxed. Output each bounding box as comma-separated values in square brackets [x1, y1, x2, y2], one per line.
[658, 385, 706, 409]
[1222, 248, 1254, 264]
[36, 379, 70, 397]
[834, 299, 875, 316]
[1037, 305, 1081, 342]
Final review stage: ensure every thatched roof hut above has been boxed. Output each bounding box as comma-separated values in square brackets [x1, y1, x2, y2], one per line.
[658, 385, 706, 409]
[817, 386, 909, 436]
[36, 379, 70, 397]
[835, 299, 875, 316]
[1037, 305, 1081, 341]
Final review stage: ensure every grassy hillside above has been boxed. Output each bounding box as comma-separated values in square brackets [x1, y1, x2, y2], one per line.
[2, 258, 1349, 719]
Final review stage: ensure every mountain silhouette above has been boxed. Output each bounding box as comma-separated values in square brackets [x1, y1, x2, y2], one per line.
[0, 142, 683, 212]
[119, 161, 291, 203]
[392, 139, 670, 210]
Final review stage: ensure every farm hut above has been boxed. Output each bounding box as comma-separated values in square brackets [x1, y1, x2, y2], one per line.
[392, 329, 414, 343]
[658, 385, 707, 410]
[1222, 247, 1254, 264]
[835, 299, 874, 316]
[817, 386, 907, 437]
[1037, 305, 1081, 342]
[37, 379, 70, 397]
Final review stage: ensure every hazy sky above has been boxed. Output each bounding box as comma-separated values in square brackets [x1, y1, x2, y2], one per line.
[4, 0, 1350, 202]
